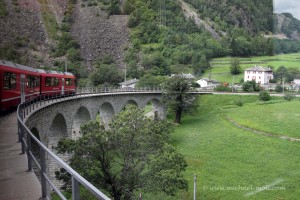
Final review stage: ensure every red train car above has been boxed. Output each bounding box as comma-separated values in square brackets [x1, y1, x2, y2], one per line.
[0, 60, 76, 112]
[0, 60, 40, 112]
[38, 69, 76, 96]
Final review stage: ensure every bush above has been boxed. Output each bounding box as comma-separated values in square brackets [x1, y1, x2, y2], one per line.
[242, 80, 261, 92]
[284, 93, 295, 101]
[275, 85, 283, 92]
[67, 48, 82, 62]
[259, 91, 271, 101]
[235, 98, 243, 106]
[214, 84, 231, 92]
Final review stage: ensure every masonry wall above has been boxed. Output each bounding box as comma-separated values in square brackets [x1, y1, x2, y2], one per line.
[24, 93, 165, 187]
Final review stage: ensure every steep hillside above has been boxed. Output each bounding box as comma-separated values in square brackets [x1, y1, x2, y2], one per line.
[0, 0, 129, 71]
[183, 0, 273, 35]
[71, 1, 129, 69]
[274, 13, 300, 40]
[0, 0, 50, 66]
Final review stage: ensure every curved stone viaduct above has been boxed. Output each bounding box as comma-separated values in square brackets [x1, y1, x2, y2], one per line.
[24, 92, 165, 184]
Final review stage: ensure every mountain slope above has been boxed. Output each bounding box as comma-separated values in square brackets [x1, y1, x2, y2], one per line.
[183, 0, 273, 35]
[71, 3, 129, 69]
[274, 13, 300, 40]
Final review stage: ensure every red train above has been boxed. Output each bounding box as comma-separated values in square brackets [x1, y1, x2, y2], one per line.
[0, 60, 76, 112]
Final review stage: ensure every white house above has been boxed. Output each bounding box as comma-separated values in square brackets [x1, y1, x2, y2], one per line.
[244, 66, 273, 85]
[292, 79, 300, 85]
[171, 73, 195, 79]
[118, 78, 139, 88]
[196, 78, 219, 87]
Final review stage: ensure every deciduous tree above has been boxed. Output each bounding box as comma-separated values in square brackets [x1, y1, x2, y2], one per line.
[56, 106, 188, 200]
[162, 76, 198, 124]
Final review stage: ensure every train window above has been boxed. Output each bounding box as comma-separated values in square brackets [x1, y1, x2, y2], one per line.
[45, 77, 51, 86]
[66, 78, 73, 86]
[36, 77, 40, 87]
[27, 75, 38, 88]
[45, 77, 59, 86]
[3, 72, 16, 90]
[53, 78, 59, 86]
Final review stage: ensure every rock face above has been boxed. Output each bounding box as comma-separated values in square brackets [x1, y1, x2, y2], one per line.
[0, 0, 49, 67]
[0, 0, 130, 69]
[71, 3, 130, 69]
[274, 13, 300, 40]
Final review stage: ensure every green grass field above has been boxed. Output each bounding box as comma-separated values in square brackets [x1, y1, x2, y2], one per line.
[171, 95, 300, 199]
[203, 53, 300, 83]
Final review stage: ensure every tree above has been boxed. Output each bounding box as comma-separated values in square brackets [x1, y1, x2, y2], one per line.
[136, 74, 166, 88]
[108, 0, 120, 15]
[242, 80, 261, 92]
[89, 57, 123, 86]
[56, 106, 188, 200]
[259, 91, 271, 101]
[275, 84, 283, 92]
[162, 76, 198, 124]
[230, 57, 241, 75]
[275, 66, 288, 84]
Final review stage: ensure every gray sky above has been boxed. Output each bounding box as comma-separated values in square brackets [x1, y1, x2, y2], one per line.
[274, 0, 300, 20]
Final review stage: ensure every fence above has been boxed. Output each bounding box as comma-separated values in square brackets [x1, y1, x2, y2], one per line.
[17, 90, 112, 200]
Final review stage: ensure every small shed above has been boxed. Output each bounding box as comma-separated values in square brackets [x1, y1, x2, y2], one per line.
[119, 78, 139, 88]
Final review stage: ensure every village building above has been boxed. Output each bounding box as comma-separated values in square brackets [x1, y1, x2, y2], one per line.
[118, 78, 139, 88]
[244, 66, 273, 85]
[196, 78, 219, 88]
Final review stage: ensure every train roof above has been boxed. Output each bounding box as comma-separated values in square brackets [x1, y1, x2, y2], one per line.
[38, 69, 74, 76]
[0, 60, 39, 73]
[1, 60, 75, 77]
[64, 72, 75, 76]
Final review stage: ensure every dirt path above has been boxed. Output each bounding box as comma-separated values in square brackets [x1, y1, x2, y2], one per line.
[179, 0, 223, 40]
[224, 115, 300, 142]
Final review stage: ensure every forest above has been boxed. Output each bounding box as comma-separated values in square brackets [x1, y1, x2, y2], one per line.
[122, 0, 275, 83]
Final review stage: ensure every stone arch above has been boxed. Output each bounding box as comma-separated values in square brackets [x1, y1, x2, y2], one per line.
[145, 98, 165, 119]
[49, 113, 68, 148]
[100, 102, 115, 124]
[122, 100, 138, 110]
[72, 106, 92, 139]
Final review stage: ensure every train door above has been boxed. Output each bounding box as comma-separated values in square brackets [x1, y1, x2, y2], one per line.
[20, 74, 25, 102]
[61, 78, 65, 95]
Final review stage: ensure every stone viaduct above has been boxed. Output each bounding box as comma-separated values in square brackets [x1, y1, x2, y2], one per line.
[24, 92, 165, 184]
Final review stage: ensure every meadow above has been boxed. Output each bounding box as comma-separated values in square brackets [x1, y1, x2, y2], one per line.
[203, 53, 300, 83]
[171, 94, 300, 199]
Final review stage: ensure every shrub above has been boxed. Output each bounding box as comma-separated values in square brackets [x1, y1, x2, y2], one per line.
[235, 98, 243, 106]
[242, 80, 261, 92]
[259, 91, 271, 101]
[275, 85, 283, 92]
[214, 84, 231, 92]
[284, 93, 295, 101]
[67, 48, 82, 62]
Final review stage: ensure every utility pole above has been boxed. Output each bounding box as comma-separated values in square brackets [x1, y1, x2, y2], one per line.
[124, 66, 127, 82]
[232, 75, 235, 92]
[65, 60, 68, 72]
[283, 77, 285, 93]
[194, 174, 197, 200]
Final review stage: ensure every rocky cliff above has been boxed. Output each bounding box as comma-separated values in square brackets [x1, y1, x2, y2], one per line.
[0, 0, 129, 69]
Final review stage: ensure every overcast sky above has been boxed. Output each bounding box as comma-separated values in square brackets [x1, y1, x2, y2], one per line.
[274, 0, 300, 20]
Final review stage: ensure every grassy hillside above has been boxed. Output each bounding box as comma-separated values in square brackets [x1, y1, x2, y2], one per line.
[171, 94, 300, 199]
[202, 52, 300, 83]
